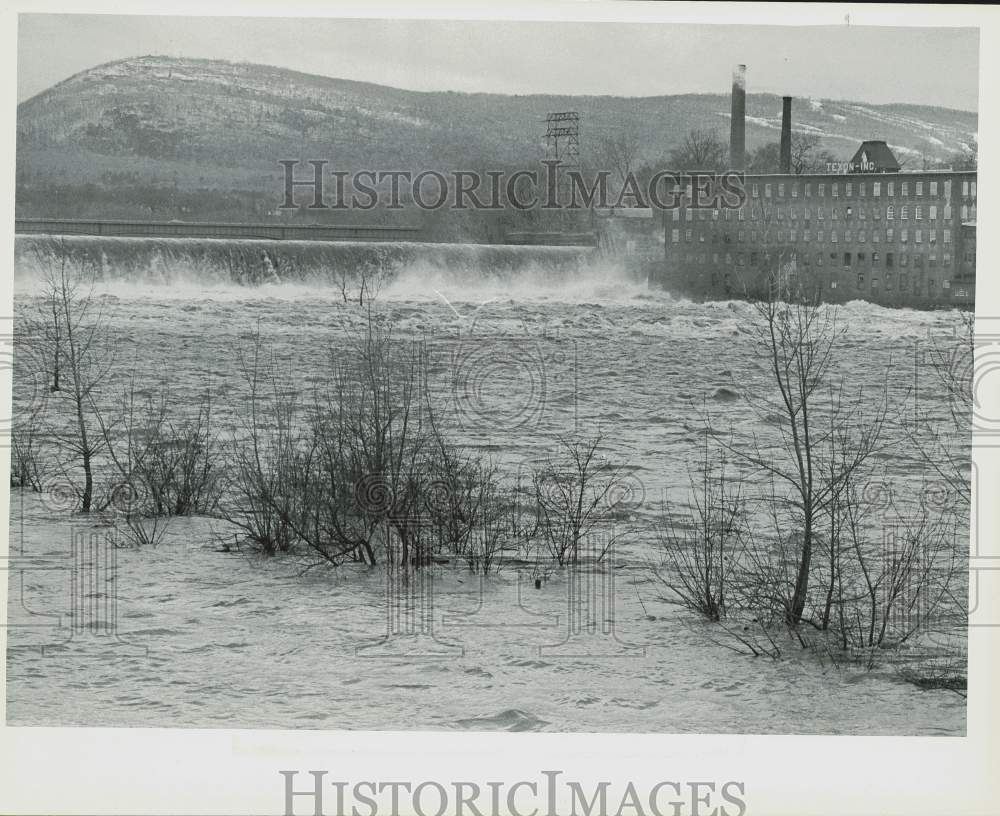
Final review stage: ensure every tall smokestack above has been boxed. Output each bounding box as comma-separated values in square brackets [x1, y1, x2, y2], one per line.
[730, 65, 746, 171]
[780, 96, 792, 174]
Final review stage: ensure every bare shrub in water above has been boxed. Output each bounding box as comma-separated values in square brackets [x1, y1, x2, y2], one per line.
[33, 238, 117, 513]
[533, 433, 631, 566]
[224, 329, 303, 557]
[653, 442, 750, 622]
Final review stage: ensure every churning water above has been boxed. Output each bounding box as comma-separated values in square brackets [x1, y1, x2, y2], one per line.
[6, 236, 968, 733]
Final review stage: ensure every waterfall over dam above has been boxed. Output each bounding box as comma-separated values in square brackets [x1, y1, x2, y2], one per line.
[14, 235, 599, 291]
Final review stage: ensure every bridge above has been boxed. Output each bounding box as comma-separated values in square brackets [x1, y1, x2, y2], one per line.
[14, 218, 423, 242]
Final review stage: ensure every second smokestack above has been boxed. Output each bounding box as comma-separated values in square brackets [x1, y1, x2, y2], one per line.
[780, 96, 792, 174]
[730, 65, 746, 172]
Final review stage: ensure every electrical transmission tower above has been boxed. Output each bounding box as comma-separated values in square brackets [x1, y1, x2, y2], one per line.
[545, 111, 580, 167]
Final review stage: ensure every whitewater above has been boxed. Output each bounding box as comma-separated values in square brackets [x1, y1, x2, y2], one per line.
[6, 236, 968, 733]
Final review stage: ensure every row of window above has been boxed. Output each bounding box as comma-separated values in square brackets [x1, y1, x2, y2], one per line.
[674, 203, 975, 223]
[706, 272, 970, 299]
[671, 227, 955, 245]
[743, 178, 976, 200]
[683, 251, 953, 269]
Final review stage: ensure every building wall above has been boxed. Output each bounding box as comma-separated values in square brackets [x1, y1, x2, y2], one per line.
[656, 170, 977, 307]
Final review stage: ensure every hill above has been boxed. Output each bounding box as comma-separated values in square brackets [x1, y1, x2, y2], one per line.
[15, 55, 979, 224]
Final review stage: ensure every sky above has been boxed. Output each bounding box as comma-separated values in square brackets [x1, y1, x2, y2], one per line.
[17, 14, 980, 111]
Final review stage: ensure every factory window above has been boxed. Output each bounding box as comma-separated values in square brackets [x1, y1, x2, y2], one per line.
[685, 229, 692, 241]
[803, 230, 811, 241]
[777, 231, 784, 242]
[873, 182, 882, 197]
[930, 205, 937, 220]
[915, 230, 922, 244]
[929, 230, 937, 245]
[738, 207, 746, 221]
[871, 277, 879, 292]
[686, 209, 693, 221]
[886, 205, 895, 220]
[915, 206, 923, 221]
[901, 182, 909, 195]
[859, 207, 866, 221]
[859, 182, 866, 197]
[872, 252, 880, 266]
[699, 232, 706, 242]
[901, 206, 909, 220]
[872, 207, 881, 220]
[790, 230, 797, 241]
[971, 181, 977, 197]
[900, 254, 908, 267]
[672, 210, 680, 222]
[963, 181, 969, 196]
[832, 183, 839, 197]
[944, 229, 952, 243]
[790, 208, 797, 220]
[846, 206, 853, 219]
[778, 184, 785, 197]
[857, 272, 865, 287]
[765, 184, 772, 198]
[816, 230, 824, 242]
[713, 209, 720, 221]
[844, 252, 852, 267]
[887, 182, 894, 197]
[818, 183, 826, 196]
[817, 253, 824, 266]
[738, 230, 745, 242]
[737, 254, 745, 266]
[900, 274, 908, 291]
[805, 184, 812, 197]
[831, 231, 838, 243]
[930, 181, 938, 196]
[886, 252, 894, 268]
[944, 180, 952, 197]
[858, 231, 866, 243]
[846, 183, 853, 197]
[832, 208, 839, 220]
[872, 230, 880, 243]
[929, 254, 937, 268]
[830, 279, 837, 288]
[752, 184, 759, 198]
[928, 278, 935, 291]
[776, 208, 783, 221]
[961, 204, 968, 220]
[792, 184, 799, 198]
[887, 228, 894, 241]
[857, 252, 866, 264]
[750, 252, 758, 266]
[817, 208, 824, 221]
[916, 181, 923, 196]
[915, 255, 924, 268]
[671, 229, 680, 243]
[845, 230, 852, 242]
[944, 205, 952, 221]
[901, 229, 908, 243]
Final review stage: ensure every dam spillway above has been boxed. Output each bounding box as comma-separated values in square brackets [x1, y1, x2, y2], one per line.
[13, 234, 599, 290]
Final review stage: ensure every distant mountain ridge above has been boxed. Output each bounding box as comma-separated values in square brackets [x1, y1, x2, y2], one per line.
[15, 55, 979, 221]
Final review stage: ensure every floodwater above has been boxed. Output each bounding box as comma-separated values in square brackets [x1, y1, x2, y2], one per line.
[5, 237, 968, 733]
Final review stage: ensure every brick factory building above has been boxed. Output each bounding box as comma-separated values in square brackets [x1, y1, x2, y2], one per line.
[655, 65, 977, 308]
[658, 166, 977, 307]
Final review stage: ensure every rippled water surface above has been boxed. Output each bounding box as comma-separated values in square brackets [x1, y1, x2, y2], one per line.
[6, 239, 968, 733]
